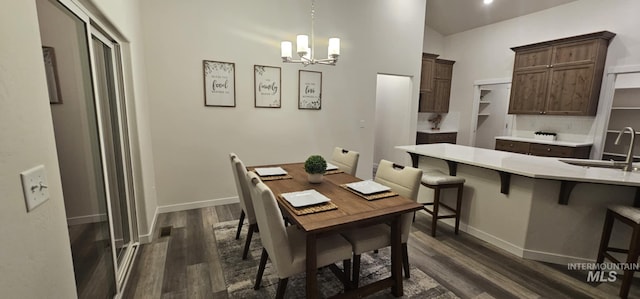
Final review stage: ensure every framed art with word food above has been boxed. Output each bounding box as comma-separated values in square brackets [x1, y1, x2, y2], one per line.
[254, 65, 281, 108]
[203, 60, 236, 107]
[298, 70, 322, 110]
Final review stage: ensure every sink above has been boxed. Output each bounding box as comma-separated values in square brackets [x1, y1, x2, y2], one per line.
[559, 159, 640, 171]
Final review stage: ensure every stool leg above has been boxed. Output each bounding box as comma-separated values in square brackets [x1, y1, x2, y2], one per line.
[597, 210, 615, 263]
[454, 183, 464, 235]
[431, 187, 441, 237]
[620, 223, 640, 299]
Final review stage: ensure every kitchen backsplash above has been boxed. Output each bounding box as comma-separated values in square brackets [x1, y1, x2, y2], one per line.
[511, 115, 597, 142]
[418, 112, 460, 131]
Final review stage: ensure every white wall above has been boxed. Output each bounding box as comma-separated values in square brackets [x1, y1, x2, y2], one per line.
[0, 0, 77, 297]
[440, 0, 640, 146]
[374, 74, 413, 167]
[423, 25, 444, 55]
[139, 0, 427, 207]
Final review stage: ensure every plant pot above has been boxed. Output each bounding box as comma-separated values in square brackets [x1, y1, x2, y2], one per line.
[307, 173, 323, 184]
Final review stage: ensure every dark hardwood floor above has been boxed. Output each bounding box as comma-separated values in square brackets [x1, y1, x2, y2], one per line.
[68, 221, 116, 298]
[123, 204, 638, 298]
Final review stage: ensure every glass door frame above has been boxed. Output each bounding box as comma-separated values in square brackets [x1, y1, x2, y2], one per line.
[89, 27, 138, 290]
[55, 0, 140, 294]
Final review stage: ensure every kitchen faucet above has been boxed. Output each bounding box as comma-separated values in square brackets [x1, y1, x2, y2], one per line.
[614, 127, 637, 172]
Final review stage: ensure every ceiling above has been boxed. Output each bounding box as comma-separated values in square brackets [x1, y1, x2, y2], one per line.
[426, 0, 578, 36]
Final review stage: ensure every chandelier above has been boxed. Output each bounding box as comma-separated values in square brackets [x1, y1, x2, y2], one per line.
[280, 0, 340, 66]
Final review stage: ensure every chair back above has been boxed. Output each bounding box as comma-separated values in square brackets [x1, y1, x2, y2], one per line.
[331, 147, 360, 176]
[229, 153, 256, 224]
[374, 159, 422, 242]
[247, 172, 292, 276]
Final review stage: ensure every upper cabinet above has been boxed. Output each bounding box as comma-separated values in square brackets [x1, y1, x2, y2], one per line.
[508, 31, 615, 116]
[419, 53, 455, 113]
[420, 53, 438, 93]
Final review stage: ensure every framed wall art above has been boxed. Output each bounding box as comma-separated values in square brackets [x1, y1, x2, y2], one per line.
[42, 46, 62, 104]
[254, 65, 281, 108]
[298, 70, 322, 110]
[203, 60, 236, 107]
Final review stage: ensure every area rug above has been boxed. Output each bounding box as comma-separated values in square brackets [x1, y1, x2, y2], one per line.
[213, 221, 459, 298]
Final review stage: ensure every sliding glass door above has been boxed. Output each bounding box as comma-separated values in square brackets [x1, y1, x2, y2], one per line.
[36, 0, 139, 297]
[90, 29, 138, 288]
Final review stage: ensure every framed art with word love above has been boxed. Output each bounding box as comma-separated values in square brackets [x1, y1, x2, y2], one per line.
[298, 70, 322, 110]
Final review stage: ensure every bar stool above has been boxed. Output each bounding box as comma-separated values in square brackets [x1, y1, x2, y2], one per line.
[419, 169, 465, 237]
[597, 205, 640, 299]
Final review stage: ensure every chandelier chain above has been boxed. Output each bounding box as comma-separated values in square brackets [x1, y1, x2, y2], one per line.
[311, 0, 315, 60]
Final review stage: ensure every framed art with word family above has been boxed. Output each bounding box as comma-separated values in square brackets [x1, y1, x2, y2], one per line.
[254, 65, 281, 108]
[298, 70, 322, 110]
[203, 60, 236, 107]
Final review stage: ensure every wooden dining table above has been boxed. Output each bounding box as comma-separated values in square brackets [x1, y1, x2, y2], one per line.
[250, 163, 422, 298]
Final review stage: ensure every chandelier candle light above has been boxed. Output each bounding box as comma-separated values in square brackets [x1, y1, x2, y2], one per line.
[281, 0, 340, 66]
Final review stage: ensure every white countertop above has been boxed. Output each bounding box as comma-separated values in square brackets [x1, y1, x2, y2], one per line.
[396, 144, 640, 187]
[495, 136, 593, 147]
[417, 129, 458, 134]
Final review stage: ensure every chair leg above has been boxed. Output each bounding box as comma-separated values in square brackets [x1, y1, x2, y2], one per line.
[343, 259, 352, 291]
[242, 223, 257, 260]
[620, 223, 640, 299]
[454, 183, 464, 235]
[235, 210, 245, 240]
[431, 187, 441, 237]
[352, 254, 361, 288]
[597, 210, 615, 263]
[275, 278, 289, 299]
[254, 248, 268, 290]
[402, 243, 410, 278]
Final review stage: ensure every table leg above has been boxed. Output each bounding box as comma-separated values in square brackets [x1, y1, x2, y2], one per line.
[306, 233, 318, 299]
[391, 217, 403, 297]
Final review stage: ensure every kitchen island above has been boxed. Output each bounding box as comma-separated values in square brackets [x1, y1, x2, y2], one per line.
[397, 143, 640, 264]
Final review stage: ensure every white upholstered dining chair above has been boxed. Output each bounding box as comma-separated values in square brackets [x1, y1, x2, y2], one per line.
[229, 153, 257, 260]
[331, 147, 360, 176]
[247, 172, 353, 298]
[341, 159, 422, 287]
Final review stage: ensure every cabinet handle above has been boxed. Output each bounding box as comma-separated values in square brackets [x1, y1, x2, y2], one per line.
[539, 111, 544, 114]
[547, 148, 551, 152]
[509, 144, 514, 147]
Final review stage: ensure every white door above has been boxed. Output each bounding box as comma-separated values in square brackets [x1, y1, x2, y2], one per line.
[374, 74, 413, 169]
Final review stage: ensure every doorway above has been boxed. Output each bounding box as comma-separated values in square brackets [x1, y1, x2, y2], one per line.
[36, 0, 138, 297]
[470, 80, 512, 149]
[374, 74, 413, 170]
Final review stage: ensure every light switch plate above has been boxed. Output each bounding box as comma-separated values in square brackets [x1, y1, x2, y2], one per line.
[20, 165, 50, 212]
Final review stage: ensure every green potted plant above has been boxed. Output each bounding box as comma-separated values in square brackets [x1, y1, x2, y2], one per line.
[304, 155, 327, 183]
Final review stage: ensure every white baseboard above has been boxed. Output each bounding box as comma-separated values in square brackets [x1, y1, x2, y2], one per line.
[157, 196, 239, 214]
[138, 207, 159, 244]
[66, 213, 107, 226]
[464, 224, 525, 258]
[138, 197, 240, 244]
[416, 210, 593, 265]
[523, 248, 594, 265]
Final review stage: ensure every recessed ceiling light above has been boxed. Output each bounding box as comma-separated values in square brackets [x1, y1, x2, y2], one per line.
[484, 0, 493, 4]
